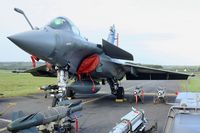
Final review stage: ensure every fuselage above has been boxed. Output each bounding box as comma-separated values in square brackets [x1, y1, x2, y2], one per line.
[8, 17, 126, 81]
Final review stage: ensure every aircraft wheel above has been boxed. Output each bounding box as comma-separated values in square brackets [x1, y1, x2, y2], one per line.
[164, 97, 168, 103]
[66, 89, 75, 99]
[44, 93, 48, 98]
[153, 96, 158, 104]
[140, 96, 144, 104]
[52, 97, 59, 107]
[116, 87, 124, 99]
[161, 98, 165, 103]
[141, 128, 145, 133]
[66, 125, 75, 133]
[153, 96, 156, 104]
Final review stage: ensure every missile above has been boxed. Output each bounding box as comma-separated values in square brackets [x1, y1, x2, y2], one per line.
[7, 100, 82, 132]
[110, 107, 147, 133]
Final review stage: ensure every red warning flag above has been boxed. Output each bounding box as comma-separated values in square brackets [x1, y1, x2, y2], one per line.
[31, 55, 39, 68]
[74, 114, 79, 133]
[175, 90, 179, 96]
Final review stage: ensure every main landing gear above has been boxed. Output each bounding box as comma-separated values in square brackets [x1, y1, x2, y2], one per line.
[108, 79, 125, 102]
[116, 87, 125, 100]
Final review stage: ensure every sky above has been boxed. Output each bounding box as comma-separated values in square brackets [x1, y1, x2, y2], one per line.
[1, 0, 200, 65]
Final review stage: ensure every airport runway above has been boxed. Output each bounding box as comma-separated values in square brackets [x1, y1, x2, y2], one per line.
[0, 80, 185, 133]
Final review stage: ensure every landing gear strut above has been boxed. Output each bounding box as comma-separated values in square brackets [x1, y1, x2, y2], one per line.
[40, 65, 75, 107]
[52, 66, 69, 107]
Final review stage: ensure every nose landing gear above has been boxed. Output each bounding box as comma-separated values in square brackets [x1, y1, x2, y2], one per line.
[51, 65, 78, 106]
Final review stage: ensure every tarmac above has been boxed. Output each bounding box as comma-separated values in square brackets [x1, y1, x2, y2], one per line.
[0, 80, 185, 133]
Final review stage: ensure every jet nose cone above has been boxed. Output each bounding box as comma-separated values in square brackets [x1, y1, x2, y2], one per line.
[8, 30, 56, 58]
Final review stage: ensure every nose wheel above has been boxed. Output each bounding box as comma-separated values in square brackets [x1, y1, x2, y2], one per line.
[66, 88, 76, 99]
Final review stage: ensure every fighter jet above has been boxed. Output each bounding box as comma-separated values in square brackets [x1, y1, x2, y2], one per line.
[8, 8, 192, 105]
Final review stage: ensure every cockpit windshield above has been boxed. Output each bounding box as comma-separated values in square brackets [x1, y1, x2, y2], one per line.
[48, 17, 70, 30]
[48, 17, 81, 36]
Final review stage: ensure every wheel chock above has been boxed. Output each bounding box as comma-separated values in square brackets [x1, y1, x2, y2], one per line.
[67, 97, 72, 100]
[115, 98, 127, 102]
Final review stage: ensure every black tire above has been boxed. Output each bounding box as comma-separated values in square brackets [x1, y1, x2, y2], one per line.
[52, 97, 58, 107]
[153, 96, 158, 104]
[44, 93, 48, 98]
[66, 89, 75, 98]
[140, 96, 144, 104]
[161, 98, 165, 103]
[142, 128, 145, 133]
[66, 126, 75, 133]
[116, 87, 124, 99]
[164, 97, 168, 103]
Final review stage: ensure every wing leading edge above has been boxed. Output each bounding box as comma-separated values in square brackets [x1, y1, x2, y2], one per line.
[22, 60, 193, 80]
[24, 65, 56, 77]
[124, 62, 193, 80]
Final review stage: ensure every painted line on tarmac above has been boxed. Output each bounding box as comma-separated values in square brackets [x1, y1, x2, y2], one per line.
[83, 94, 110, 104]
[125, 81, 155, 91]
[144, 93, 176, 96]
[84, 81, 157, 104]
[0, 118, 11, 123]
[0, 118, 12, 132]
[166, 102, 176, 106]
[0, 127, 7, 132]
[125, 81, 177, 97]
[83, 81, 156, 104]
[126, 87, 176, 96]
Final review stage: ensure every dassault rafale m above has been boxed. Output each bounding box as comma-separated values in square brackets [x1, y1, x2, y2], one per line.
[8, 8, 191, 105]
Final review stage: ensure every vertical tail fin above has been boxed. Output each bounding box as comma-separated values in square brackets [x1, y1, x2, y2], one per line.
[107, 25, 119, 46]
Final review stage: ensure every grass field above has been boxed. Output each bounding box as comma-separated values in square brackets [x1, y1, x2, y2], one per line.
[0, 70, 200, 98]
[0, 70, 56, 98]
[181, 77, 200, 92]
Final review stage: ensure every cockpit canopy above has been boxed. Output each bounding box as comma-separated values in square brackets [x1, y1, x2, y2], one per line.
[48, 17, 81, 36]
